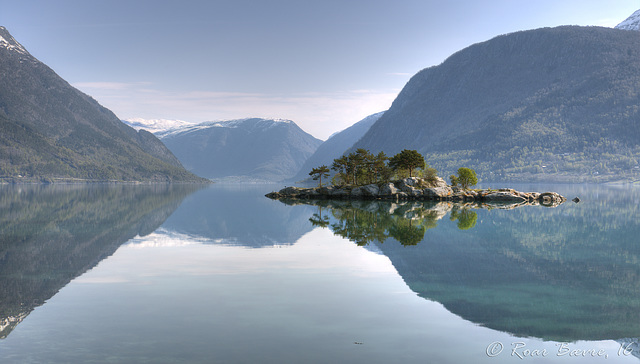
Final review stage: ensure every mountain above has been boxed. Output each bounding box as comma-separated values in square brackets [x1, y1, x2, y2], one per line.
[615, 9, 640, 31]
[0, 26, 206, 183]
[288, 111, 385, 183]
[350, 26, 640, 182]
[156, 118, 322, 182]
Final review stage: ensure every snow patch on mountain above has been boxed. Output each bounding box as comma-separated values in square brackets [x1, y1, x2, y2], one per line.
[123, 118, 198, 134]
[615, 9, 640, 31]
[0, 27, 29, 55]
[157, 118, 293, 139]
[209, 118, 292, 128]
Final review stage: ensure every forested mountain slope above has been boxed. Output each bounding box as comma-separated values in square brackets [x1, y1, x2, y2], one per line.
[0, 26, 205, 183]
[352, 26, 640, 182]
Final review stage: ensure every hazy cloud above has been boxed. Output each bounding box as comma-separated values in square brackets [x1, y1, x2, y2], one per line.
[72, 82, 398, 140]
[73, 81, 152, 90]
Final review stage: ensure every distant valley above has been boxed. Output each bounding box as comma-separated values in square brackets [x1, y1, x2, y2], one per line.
[287, 111, 385, 183]
[125, 112, 383, 184]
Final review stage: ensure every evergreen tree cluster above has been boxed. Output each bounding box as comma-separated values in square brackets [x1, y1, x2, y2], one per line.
[329, 148, 392, 186]
[309, 149, 478, 188]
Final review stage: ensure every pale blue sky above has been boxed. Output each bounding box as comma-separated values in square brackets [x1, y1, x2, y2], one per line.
[1, 0, 638, 139]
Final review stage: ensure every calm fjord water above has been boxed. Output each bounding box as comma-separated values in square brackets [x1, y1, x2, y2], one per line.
[0, 183, 639, 363]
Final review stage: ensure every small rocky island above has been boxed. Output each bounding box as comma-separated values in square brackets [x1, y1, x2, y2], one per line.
[266, 177, 566, 207]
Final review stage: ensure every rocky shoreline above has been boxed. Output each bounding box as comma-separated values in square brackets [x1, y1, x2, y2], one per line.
[266, 177, 566, 207]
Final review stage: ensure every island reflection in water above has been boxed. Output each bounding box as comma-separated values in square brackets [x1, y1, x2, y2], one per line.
[305, 199, 480, 246]
[273, 194, 640, 343]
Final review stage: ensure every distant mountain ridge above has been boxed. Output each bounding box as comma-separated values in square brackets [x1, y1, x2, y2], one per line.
[289, 111, 385, 183]
[156, 118, 322, 182]
[351, 25, 640, 182]
[0, 26, 205, 183]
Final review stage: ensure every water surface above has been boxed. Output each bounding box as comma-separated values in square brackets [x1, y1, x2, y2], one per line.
[0, 183, 638, 363]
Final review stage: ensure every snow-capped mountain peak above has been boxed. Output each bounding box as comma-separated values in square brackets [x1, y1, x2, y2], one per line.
[615, 9, 640, 31]
[124, 117, 294, 137]
[156, 117, 321, 182]
[0, 26, 30, 56]
[156, 118, 294, 138]
[122, 118, 197, 134]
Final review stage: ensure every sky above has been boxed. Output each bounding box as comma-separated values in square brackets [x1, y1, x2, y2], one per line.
[1, 0, 639, 140]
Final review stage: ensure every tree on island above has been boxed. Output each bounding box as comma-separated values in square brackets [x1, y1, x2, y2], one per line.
[330, 149, 392, 186]
[309, 165, 330, 187]
[421, 166, 438, 183]
[324, 148, 439, 186]
[351, 148, 371, 185]
[372, 151, 392, 182]
[449, 174, 459, 187]
[330, 155, 350, 186]
[389, 149, 426, 178]
[457, 167, 478, 189]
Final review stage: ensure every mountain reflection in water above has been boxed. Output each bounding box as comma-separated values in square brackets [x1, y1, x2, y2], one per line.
[0, 184, 201, 338]
[2, 183, 639, 363]
[274, 194, 640, 342]
[161, 184, 317, 247]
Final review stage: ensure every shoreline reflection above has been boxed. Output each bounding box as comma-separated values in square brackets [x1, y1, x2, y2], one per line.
[0, 184, 201, 338]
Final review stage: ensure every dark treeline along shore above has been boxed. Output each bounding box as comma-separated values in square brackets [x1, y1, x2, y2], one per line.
[267, 148, 566, 207]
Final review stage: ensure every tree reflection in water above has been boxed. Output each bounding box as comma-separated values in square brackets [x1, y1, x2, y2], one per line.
[305, 199, 477, 246]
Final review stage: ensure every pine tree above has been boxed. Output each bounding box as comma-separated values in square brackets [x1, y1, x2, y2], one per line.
[309, 165, 331, 187]
[389, 150, 425, 178]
